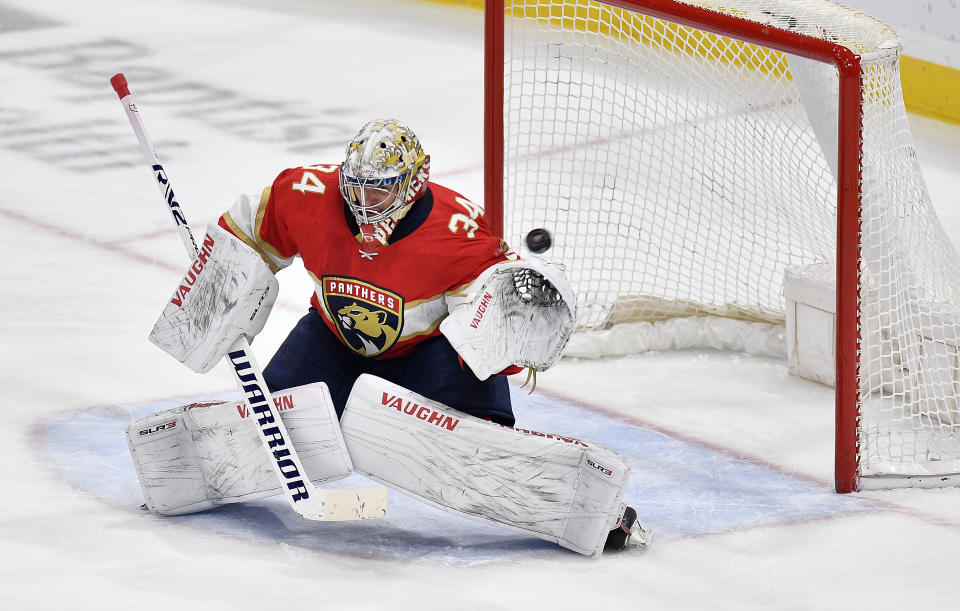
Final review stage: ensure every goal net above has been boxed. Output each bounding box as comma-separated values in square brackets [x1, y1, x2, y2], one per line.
[485, 0, 960, 491]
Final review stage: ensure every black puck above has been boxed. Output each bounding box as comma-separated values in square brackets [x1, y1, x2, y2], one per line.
[525, 228, 553, 253]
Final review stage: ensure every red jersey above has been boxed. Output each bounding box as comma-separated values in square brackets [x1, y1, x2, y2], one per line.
[219, 163, 512, 359]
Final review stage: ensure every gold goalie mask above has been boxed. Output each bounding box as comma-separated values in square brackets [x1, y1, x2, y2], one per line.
[338, 119, 431, 229]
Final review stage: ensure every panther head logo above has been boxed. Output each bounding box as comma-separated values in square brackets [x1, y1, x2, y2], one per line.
[336, 302, 400, 356]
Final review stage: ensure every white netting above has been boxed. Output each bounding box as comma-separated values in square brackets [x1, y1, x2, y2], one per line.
[499, 0, 960, 482]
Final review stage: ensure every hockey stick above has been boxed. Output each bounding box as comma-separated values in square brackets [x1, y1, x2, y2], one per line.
[110, 72, 387, 521]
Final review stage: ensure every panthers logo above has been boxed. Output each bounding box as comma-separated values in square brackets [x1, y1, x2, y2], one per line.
[322, 276, 403, 357]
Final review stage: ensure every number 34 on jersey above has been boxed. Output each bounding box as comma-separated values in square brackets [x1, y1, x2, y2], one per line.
[291, 164, 486, 239]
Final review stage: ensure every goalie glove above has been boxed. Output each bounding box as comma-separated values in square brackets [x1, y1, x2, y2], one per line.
[440, 257, 576, 380]
[149, 223, 278, 373]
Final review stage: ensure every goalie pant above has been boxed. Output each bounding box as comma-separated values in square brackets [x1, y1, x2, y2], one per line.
[263, 306, 515, 424]
[127, 375, 630, 557]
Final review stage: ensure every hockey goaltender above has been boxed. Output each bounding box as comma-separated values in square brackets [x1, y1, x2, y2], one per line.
[126, 118, 650, 557]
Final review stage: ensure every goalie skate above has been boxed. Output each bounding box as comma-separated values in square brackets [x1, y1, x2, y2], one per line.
[604, 505, 652, 552]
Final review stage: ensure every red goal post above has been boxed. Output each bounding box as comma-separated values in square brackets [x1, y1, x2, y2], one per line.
[484, 0, 960, 492]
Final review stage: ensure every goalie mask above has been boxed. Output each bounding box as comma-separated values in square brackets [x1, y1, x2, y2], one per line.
[339, 120, 430, 243]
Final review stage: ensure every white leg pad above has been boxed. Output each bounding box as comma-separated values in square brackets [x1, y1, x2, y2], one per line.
[127, 382, 352, 515]
[340, 374, 631, 557]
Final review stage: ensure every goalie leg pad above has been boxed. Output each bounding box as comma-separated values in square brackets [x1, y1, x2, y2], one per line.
[340, 374, 630, 557]
[127, 382, 352, 515]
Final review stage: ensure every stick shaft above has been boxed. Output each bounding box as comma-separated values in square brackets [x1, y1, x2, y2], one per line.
[110, 74, 198, 258]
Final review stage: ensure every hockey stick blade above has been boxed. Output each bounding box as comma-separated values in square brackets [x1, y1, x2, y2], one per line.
[111, 72, 387, 522]
[323, 487, 389, 521]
